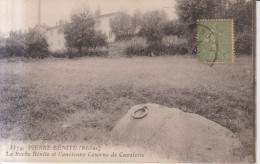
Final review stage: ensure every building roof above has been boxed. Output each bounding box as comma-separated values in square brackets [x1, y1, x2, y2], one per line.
[33, 24, 51, 30]
[96, 12, 120, 19]
[33, 12, 120, 32]
[47, 24, 66, 30]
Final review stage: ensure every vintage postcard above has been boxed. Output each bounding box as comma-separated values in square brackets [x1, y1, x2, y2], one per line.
[0, 0, 256, 163]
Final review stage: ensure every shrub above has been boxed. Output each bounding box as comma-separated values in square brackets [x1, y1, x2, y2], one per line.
[0, 31, 49, 59]
[1, 33, 25, 58]
[168, 44, 189, 55]
[125, 44, 147, 57]
[162, 20, 186, 37]
[51, 51, 68, 58]
[64, 6, 96, 56]
[92, 30, 108, 48]
[139, 10, 167, 45]
[3, 43, 25, 58]
[66, 48, 108, 58]
[146, 44, 166, 55]
[235, 33, 252, 55]
[24, 31, 49, 58]
[162, 36, 187, 46]
[110, 12, 137, 41]
[176, 0, 253, 55]
[178, 45, 189, 55]
[146, 44, 189, 56]
[87, 48, 108, 57]
[125, 43, 189, 57]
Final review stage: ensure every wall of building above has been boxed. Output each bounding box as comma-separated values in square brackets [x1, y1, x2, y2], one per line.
[43, 13, 119, 52]
[46, 27, 66, 52]
[95, 15, 117, 43]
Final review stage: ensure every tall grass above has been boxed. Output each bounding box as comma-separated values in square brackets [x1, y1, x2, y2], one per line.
[0, 56, 254, 158]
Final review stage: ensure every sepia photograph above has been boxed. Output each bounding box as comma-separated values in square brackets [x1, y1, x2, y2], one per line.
[0, 0, 255, 163]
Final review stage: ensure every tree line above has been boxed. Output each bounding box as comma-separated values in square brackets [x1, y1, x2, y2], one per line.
[110, 0, 252, 55]
[0, 0, 253, 59]
[0, 31, 49, 59]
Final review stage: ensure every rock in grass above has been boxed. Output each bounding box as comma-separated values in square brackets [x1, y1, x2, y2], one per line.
[111, 103, 242, 163]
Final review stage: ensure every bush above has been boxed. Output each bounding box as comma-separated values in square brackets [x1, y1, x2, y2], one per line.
[162, 20, 186, 37]
[66, 48, 108, 58]
[64, 6, 96, 56]
[87, 48, 108, 57]
[125, 44, 147, 57]
[139, 10, 167, 45]
[178, 45, 189, 55]
[168, 44, 189, 55]
[92, 30, 108, 48]
[24, 31, 49, 59]
[51, 51, 68, 58]
[148, 44, 188, 56]
[110, 12, 137, 41]
[235, 34, 252, 55]
[176, 0, 253, 55]
[0, 31, 49, 59]
[146, 44, 166, 55]
[126, 43, 189, 57]
[1, 33, 25, 58]
[2, 43, 25, 58]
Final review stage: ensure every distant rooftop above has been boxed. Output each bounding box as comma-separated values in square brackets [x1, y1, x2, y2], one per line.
[96, 12, 120, 19]
[41, 11, 120, 30]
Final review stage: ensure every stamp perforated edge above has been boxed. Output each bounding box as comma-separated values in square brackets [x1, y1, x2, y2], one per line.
[197, 19, 235, 64]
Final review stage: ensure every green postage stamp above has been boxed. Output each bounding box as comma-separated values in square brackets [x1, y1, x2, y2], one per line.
[197, 19, 234, 64]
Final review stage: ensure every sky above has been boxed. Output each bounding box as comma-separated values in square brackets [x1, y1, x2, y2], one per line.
[0, 0, 177, 36]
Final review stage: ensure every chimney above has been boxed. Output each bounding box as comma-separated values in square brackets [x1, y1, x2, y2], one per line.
[95, 5, 101, 17]
[38, 0, 41, 25]
[56, 22, 58, 26]
[9, 31, 13, 37]
[59, 20, 64, 25]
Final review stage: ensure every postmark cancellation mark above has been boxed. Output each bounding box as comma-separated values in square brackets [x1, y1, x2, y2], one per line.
[197, 19, 234, 64]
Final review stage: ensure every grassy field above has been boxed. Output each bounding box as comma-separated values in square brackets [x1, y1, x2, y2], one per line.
[0, 55, 254, 158]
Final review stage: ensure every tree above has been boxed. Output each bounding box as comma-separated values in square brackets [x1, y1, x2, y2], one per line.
[4, 32, 25, 57]
[177, 0, 228, 24]
[24, 30, 49, 58]
[176, 0, 228, 53]
[225, 0, 252, 33]
[92, 30, 108, 48]
[110, 12, 136, 40]
[224, 0, 253, 54]
[0, 34, 5, 51]
[162, 20, 185, 37]
[132, 10, 143, 30]
[177, 0, 229, 29]
[176, 0, 253, 54]
[0, 37, 5, 58]
[64, 7, 95, 56]
[139, 10, 167, 45]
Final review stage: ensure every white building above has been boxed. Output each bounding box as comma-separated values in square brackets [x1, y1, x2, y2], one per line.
[34, 8, 119, 52]
[95, 12, 119, 43]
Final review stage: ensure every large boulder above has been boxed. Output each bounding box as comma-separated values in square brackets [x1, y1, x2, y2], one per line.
[111, 104, 242, 163]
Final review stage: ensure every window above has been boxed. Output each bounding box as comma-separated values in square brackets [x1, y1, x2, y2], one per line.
[96, 20, 101, 27]
[58, 29, 63, 34]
